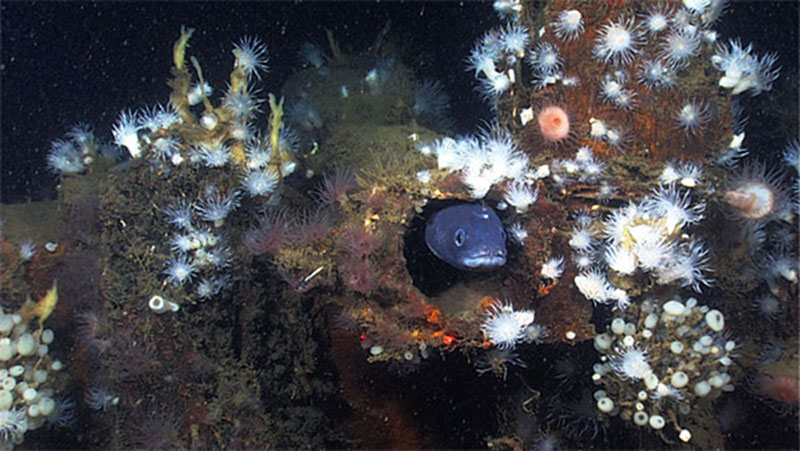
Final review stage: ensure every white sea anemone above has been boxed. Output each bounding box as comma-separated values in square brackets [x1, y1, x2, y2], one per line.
[480, 126, 529, 181]
[479, 73, 512, 100]
[241, 168, 279, 197]
[574, 269, 611, 304]
[633, 234, 675, 272]
[188, 81, 212, 106]
[664, 161, 704, 187]
[138, 103, 181, 132]
[604, 125, 629, 149]
[195, 186, 240, 226]
[782, 139, 800, 173]
[655, 239, 712, 292]
[47, 139, 86, 174]
[765, 253, 798, 284]
[504, 181, 539, 213]
[593, 16, 643, 66]
[163, 254, 197, 286]
[522, 323, 549, 344]
[647, 184, 706, 233]
[637, 59, 677, 89]
[651, 382, 684, 404]
[0, 407, 28, 444]
[683, 0, 711, 15]
[451, 126, 530, 199]
[527, 42, 562, 75]
[609, 287, 632, 311]
[659, 28, 702, 69]
[190, 142, 231, 168]
[553, 9, 584, 41]
[712, 39, 780, 96]
[641, 3, 672, 34]
[600, 75, 623, 103]
[462, 165, 496, 199]
[610, 345, 652, 380]
[599, 73, 636, 109]
[752, 294, 781, 321]
[223, 90, 262, 120]
[499, 23, 530, 57]
[170, 233, 197, 253]
[573, 252, 594, 270]
[163, 199, 194, 230]
[508, 222, 528, 244]
[466, 42, 499, 79]
[416, 170, 432, 184]
[245, 140, 272, 169]
[606, 245, 637, 275]
[674, 99, 711, 135]
[493, 0, 522, 20]
[541, 257, 565, 280]
[111, 110, 142, 158]
[232, 36, 269, 80]
[569, 226, 595, 252]
[603, 203, 638, 244]
[481, 299, 535, 350]
[659, 162, 681, 185]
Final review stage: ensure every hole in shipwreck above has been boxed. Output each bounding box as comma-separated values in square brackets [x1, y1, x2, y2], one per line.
[403, 199, 509, 298]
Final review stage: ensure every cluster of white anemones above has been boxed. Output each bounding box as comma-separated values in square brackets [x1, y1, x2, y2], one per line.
[159, 192, 235, 305]
[0, 305, 66, 448]
[572, 184, 711, 310]
[422, 125, 537, 204]
[591, 296, 735, 444]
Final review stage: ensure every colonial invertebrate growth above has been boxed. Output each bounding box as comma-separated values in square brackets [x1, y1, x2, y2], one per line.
[592, 297, 738, 444]
[0, 283, 67, 448]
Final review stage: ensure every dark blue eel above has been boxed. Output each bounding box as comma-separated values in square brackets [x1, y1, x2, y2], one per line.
[424, 204, 507, 271]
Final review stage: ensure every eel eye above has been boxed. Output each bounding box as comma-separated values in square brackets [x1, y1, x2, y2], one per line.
[454, 229, 465, 247]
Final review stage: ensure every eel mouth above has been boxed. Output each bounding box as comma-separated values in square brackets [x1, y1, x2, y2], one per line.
[461, 251, 507, 269]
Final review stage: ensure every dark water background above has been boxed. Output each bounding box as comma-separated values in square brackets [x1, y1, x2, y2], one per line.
[1, 1, 797, 204]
